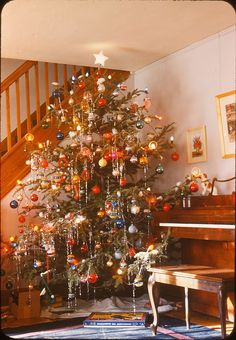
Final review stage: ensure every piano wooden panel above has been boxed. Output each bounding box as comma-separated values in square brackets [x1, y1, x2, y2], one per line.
[154, 194, 235, 321]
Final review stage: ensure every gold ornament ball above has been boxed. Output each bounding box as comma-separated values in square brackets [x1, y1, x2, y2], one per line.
[68, 97, 75, 106]
[25, 133, 34, 142]
[134, 276, 144, 287]
[97, 209, 105, 218]
[139, 155, 148, 166]
[144, 116, 152, 124]
[72, 175, 80, 183]
[106, 260, 113, 267]
[98, 157, 107, 167]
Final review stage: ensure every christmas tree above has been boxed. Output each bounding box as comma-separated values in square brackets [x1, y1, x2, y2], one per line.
[7, 52, 192, 303]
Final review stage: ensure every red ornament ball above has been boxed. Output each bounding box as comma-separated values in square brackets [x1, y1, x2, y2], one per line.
[81, 169, 90, 181]
[146, 194, 157, 206]
[18, 227, 24, 234]
[87, 273, 98, 284]
[78, 81, 86, 89]
[163, 203, 171, 212]
[80, 243, 88, 253]
[65, 184, 72, 192]
[104, 151, 112, 161]
[103, 132, 112, 140]
[117, 150, 124, 159]
[129, 247, 136, 257]
[119, 177, 127, 187]
[30, 193, 39, 202]
[171, 151, 180, 161]
[190, 182, 199, 193]
[92, 185, 101, 194]
[98, 98, 106, 107]
[40, 159, 49, 169]
[18, 215, 26, 223]
[67, 238, 76, 246]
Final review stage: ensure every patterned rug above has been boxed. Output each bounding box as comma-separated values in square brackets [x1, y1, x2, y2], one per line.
[3, 315, 223, 339]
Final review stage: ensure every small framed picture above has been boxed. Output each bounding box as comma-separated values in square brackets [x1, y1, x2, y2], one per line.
[216, 90, 235, 158]
[186, 125, 207, 164]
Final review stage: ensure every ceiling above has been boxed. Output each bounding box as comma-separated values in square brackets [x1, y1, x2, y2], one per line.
[1, 0, 235, 72]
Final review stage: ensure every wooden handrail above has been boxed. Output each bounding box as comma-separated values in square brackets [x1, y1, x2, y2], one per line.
[1, 60, 37, 93]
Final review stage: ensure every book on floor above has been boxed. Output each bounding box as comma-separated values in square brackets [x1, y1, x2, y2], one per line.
[83, 311, 148, 327]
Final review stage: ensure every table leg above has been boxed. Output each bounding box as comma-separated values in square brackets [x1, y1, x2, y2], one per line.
[148, 273, 160, 335]
[184, 287, 190, 329]
[217, 286, 226, 339]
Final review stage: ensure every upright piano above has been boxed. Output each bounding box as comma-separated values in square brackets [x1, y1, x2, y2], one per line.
[154, 193, 235, 321]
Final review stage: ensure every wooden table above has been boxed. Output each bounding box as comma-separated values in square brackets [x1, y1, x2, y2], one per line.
[147, 265, 235, 339]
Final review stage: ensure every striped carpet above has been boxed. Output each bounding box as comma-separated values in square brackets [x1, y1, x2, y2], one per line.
[3, 315, 223, 339]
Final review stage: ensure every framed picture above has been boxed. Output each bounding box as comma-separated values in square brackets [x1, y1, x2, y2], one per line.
[216, 90, 236, 158]
[186, 125, 207, 163]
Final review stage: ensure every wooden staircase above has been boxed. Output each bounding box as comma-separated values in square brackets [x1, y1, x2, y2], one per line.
[0, 60, 130, 199]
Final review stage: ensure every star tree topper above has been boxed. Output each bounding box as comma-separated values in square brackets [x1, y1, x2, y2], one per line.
[93, 51, 109, 67]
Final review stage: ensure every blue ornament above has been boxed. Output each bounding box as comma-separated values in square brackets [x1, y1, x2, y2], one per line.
[10, 200, 18, 209]
[115, 218, 125, 228]
[10, 242, 17, 248]
[136, 120, 144, 129]
[52, 89, 62, 98]
[70, 264, 77, 270]
[56, 131, 64, 140]
[111, 201, 118, 207]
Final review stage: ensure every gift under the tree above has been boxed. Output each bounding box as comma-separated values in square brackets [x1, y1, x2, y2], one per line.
[9, 288, 40, 319]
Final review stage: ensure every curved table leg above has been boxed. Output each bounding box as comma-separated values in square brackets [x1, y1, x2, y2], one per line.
[148, 273, 161, 335]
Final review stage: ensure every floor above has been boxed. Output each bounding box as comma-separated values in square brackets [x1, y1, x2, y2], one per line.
[1, 306, 234, 336]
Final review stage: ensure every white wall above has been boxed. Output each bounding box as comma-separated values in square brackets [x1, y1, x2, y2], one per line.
[134, 26, 235, 195]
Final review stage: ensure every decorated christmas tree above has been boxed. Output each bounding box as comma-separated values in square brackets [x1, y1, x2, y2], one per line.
[7, 52, 193, 304]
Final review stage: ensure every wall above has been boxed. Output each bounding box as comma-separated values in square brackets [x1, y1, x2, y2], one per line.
[134, 26, 235, 194]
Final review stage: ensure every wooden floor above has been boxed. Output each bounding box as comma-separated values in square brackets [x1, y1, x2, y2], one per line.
[1, 307, 234, 336]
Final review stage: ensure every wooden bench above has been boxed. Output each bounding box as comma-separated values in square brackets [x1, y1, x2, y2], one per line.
[147, 265, 235, 339]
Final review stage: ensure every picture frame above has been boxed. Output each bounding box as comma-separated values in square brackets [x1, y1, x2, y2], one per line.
[186, 125, 207, 164]
[215, 90, 236, 158]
